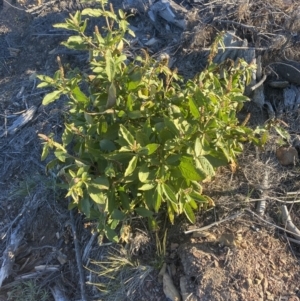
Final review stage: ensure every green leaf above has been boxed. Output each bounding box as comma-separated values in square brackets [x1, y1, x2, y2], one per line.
[183, 202, 195, 223]
[104, 225, 119, 242]
[54, 150, 69, 162]
[62, 36, 86, 50]
[146, 144, 160, 155]
[90, 177, 110, 190]
[87, 186, 106, 204]
[42, 90, 62, 105]
[138, 165, 150, 183]
[153, 187, 162, 213]
[100, 139, 116, 152]
[111, 209, 126, 220]
[128, 111, 143, 119]
[164, 116, 180, 137]
[189, 190, 208, 203]
[135, 207, 153, 217]
[72, 86, 89, 104]
[274, 125, 290, 141]
[118, 193, 129, 211]
[106, 82, 116, 108]
[53, 23, 77, 31]
[189, 97, 200, 118]
[80, 197, 90, 217]
[196, 156, 215, 177]
[41, 145, 49, 161]
[194, 138, 202, 157]
[124, 156, 138, 177]
[105, 163, 116, 178]
[162, 183, 177, 204]
[138, 183, 155, 191]
[81, 8, 103, 17]
[62, 129, 74, 146]
[46, 158, 60, 173]
[167, 200, 175, 224]
[105, 50, 115, 82]
[119, 124, 135, 146]
[179, 156, 205, 181]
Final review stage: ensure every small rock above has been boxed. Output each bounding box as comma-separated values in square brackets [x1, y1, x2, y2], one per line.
[244, 278, 252, 289]
[262, 277, 268, 292]
[257, 272, 264, 280]
[276, 146, 298, 166]
[255, 278, 262, 285]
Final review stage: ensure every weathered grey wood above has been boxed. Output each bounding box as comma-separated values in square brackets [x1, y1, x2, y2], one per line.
[149, 0, 187, 29]
[275, 61, 300, 85]
[0, 195, 40, 287]
[0, 106, 37, 138]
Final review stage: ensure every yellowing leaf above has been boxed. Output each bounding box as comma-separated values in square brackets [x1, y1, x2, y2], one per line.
[119, 125, 135, 146]
[162, 183, 177, 204]
[105, 50, 115, 82]
[124, 156, 138, 177]
[183, 202, 195, 223]
[42, 90, 62, 105]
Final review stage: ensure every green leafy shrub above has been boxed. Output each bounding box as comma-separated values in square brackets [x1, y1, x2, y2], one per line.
[38, 0, 263, 241]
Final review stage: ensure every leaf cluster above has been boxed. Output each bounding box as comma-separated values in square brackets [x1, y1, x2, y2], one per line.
[38, 1, 265, 241]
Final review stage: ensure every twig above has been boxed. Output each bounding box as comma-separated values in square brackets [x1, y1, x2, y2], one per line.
[69, 207, 87, 301]
[184, 211, 244, 234]
[0, 194, 40, 287]
[244, 208, 300, 237]
[285, 236, 300, 246]
[31, 33, 72, 36]
[250, 74, 267, 92]
[3, 0, 25, 10]
[215, 19, 260, 32]
[82, 232, 98, 265]
[202, 46, 268, 51]
[250, 197, 300, 204]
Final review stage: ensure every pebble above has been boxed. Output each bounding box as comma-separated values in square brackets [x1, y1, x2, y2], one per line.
[276, 146, 298, 166]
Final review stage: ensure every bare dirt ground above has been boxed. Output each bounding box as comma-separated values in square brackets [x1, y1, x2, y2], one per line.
[1, 0, 300, 300]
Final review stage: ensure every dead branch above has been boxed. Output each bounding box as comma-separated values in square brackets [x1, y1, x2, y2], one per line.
[0, 194, 40, 287]
[281, 205, 300, 240]
[0, 106, 37, 138]
[50, 285, 70, 301]
[148, 0, 187, 29]
[250, 74, 267, 92]
[245, 208, 300, 238]
[70, 208, 87, 301]
[184, 211, 244, 234]
[82, 232, 98, 265]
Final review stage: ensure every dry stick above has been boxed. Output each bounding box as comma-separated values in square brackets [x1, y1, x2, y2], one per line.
[202, 46, 268, 51]
[69, 208, 87, 301]
[249, 197, 300, 204]
[184, 211, 244, 234]
[244, 208, 300, 238]
[281, 205, 300, 240]
[50, 285, 70, 301]
[286, 236, 300, 246]
[256, 166, 269, 215]
[250, 74, 267, 92]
